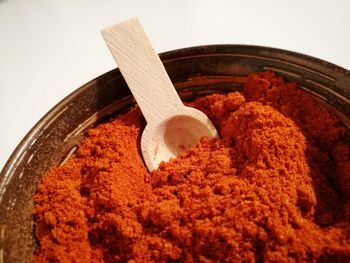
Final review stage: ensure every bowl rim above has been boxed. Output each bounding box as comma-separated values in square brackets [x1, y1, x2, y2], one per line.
[1, 44, 350, 195]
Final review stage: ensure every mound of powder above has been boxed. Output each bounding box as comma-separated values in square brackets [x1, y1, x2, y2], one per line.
[33, 72, 350, 262]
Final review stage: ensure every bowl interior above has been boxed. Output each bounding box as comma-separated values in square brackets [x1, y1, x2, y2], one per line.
[0, 45, 350, 262]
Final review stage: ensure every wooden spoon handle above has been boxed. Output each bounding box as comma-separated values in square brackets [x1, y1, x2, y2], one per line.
[101, 18, 185, 126]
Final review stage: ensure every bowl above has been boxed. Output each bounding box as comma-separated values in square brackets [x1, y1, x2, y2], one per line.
[0, 45, 350, 262]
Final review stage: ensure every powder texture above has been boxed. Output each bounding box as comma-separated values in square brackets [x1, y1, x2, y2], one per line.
[34, 72, 350, 262]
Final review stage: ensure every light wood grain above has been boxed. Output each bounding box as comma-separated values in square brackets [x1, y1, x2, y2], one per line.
[102, 18, 218, 171]
[102, 18, 184, 126]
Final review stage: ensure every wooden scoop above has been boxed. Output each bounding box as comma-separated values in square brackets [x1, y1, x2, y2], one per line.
[101, 18, 218, 171]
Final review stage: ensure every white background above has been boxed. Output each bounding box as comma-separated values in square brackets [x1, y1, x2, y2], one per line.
[1, 0, 350, 171]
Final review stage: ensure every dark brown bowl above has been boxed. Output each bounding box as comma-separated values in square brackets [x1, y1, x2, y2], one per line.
[1, 45, 350, 262]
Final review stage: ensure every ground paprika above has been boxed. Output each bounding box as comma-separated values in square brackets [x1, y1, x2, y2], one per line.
[33, 72, 350, 262]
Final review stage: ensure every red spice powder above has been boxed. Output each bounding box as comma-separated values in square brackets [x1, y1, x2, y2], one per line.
[33, 72, 350, 262]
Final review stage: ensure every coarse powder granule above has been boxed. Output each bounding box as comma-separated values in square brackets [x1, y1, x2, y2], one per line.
[34, 72, 350, 262]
